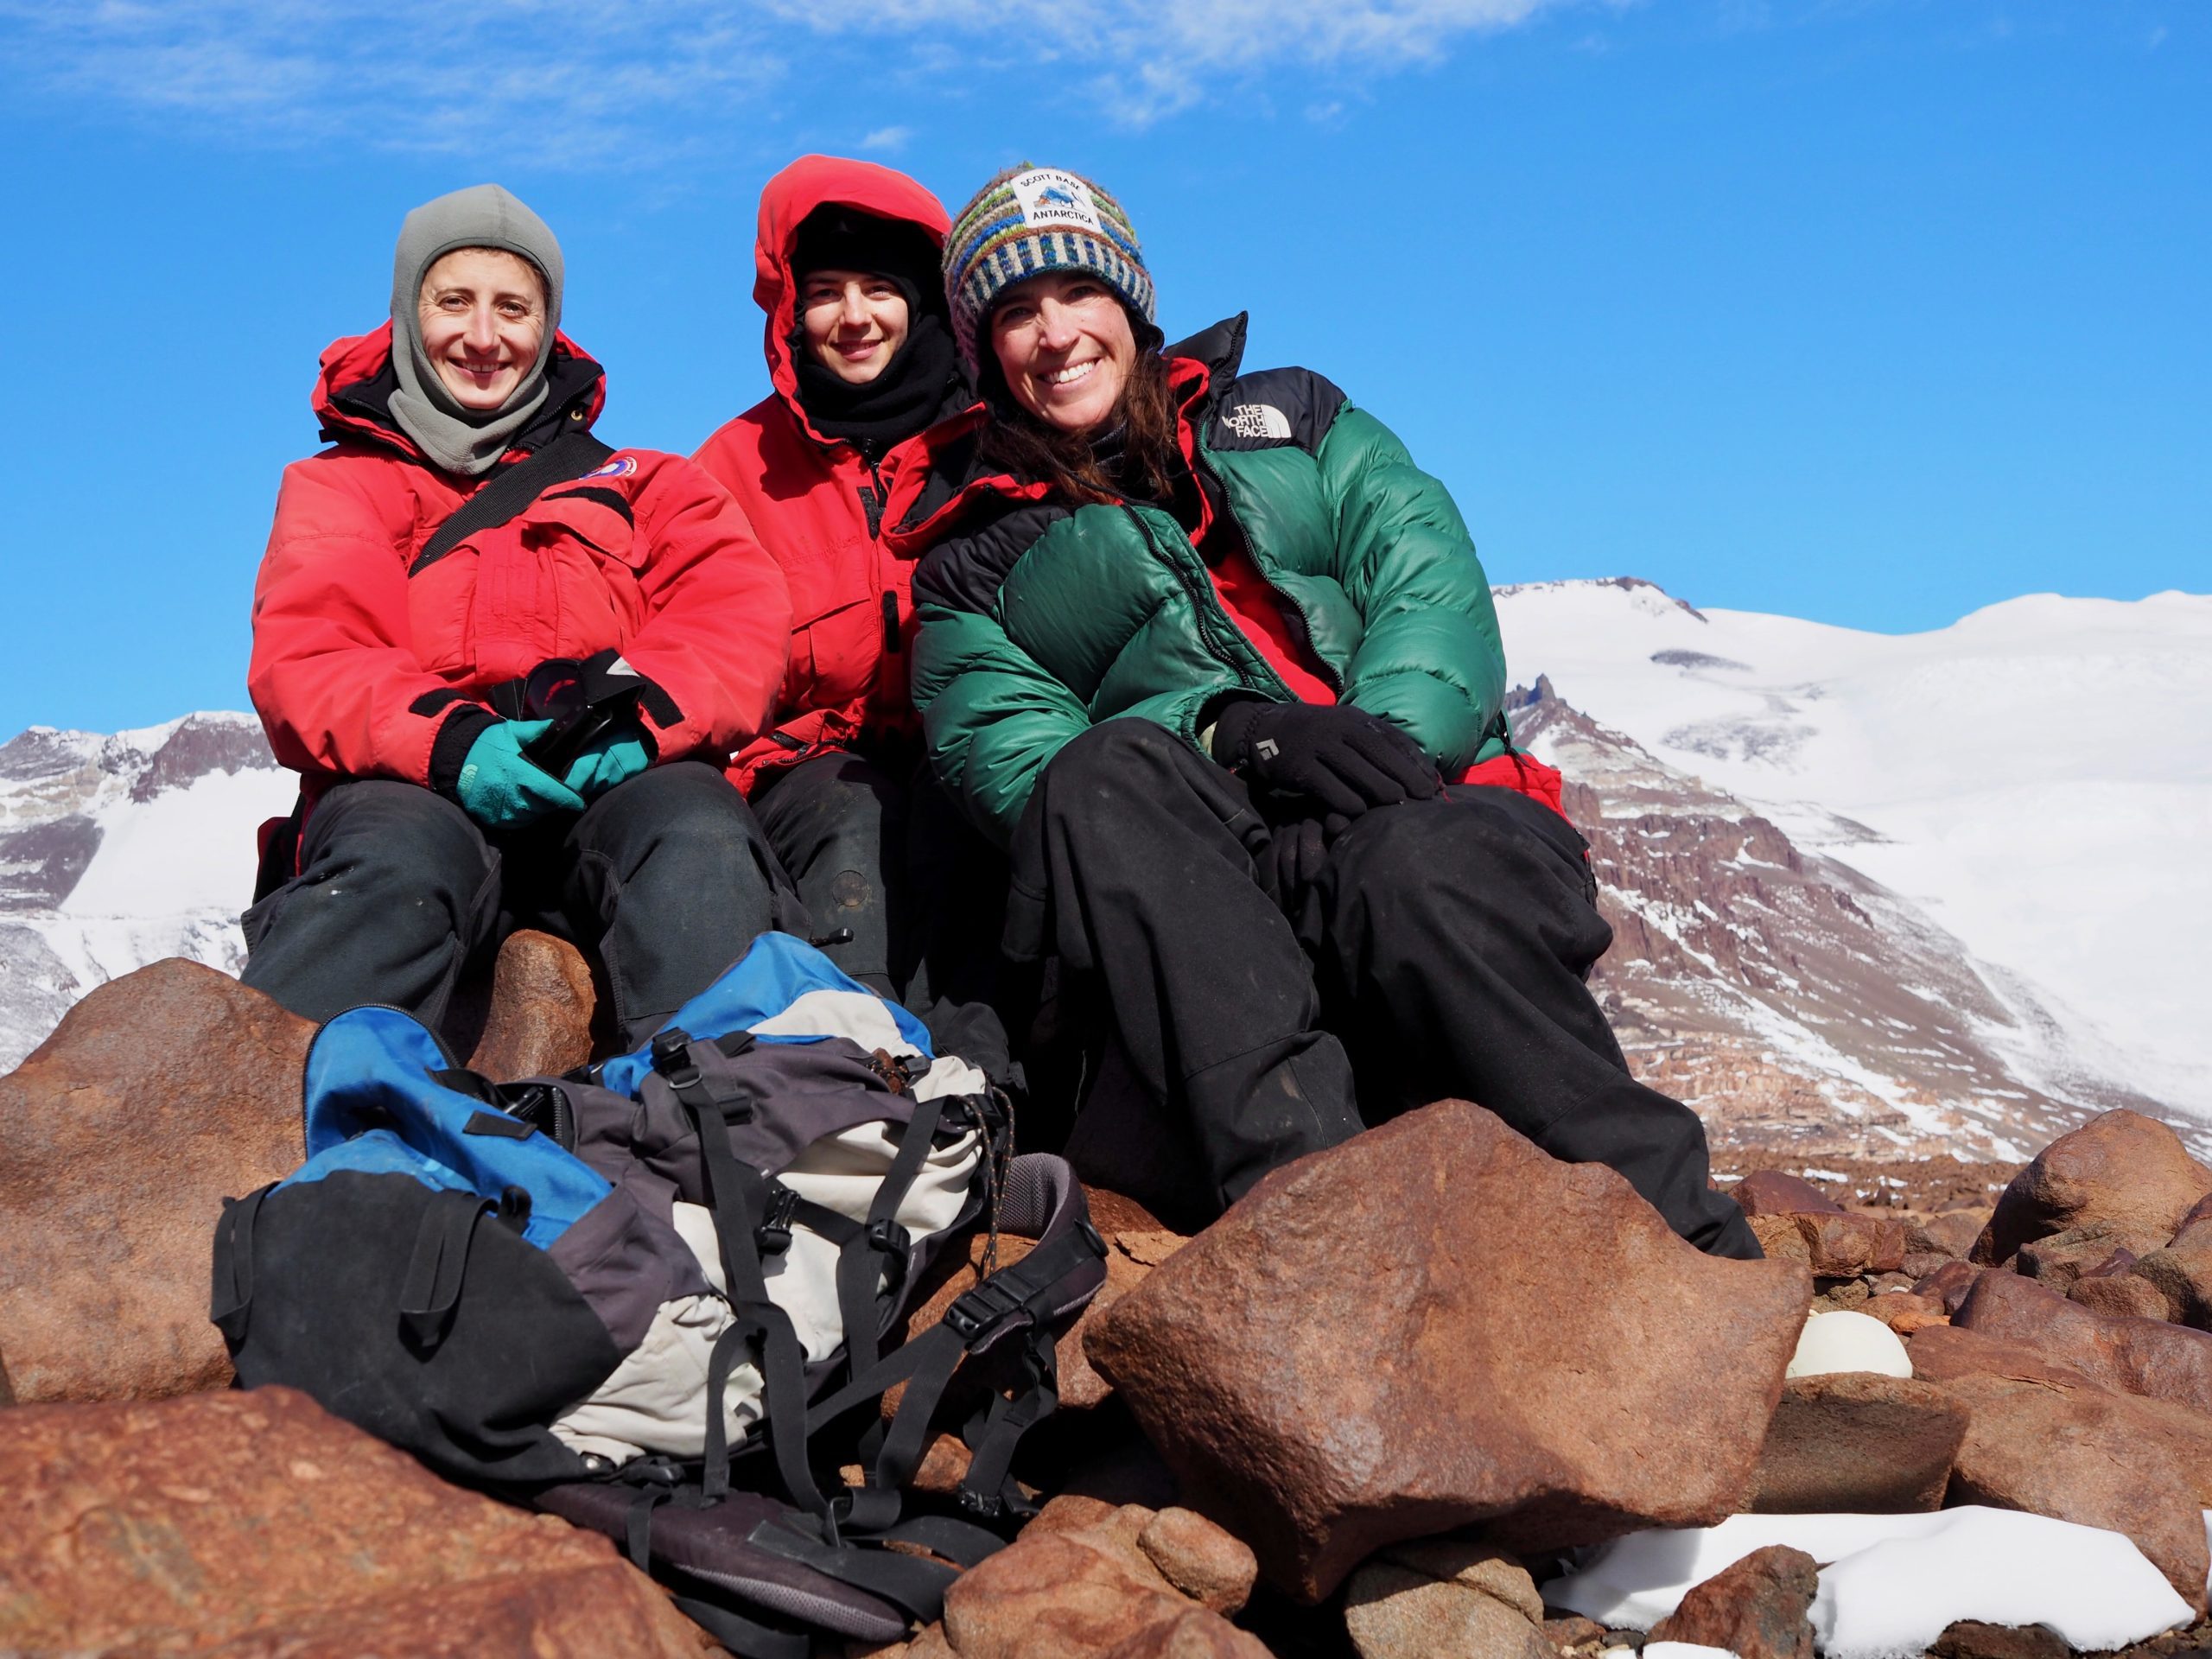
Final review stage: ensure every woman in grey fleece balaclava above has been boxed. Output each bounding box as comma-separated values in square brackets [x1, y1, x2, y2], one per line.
[389, 183, 566, 477]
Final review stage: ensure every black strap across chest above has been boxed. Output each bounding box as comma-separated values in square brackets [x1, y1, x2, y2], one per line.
[410, 427, 616, 576]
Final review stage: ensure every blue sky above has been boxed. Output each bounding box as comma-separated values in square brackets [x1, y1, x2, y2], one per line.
[0, 0, 2203, 738]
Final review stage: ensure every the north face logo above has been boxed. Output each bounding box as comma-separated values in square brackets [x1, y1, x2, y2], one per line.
[1222, 404, 1293, 441]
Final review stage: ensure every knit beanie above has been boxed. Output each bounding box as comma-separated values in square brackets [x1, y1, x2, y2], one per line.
[942, 165, 1154, 378]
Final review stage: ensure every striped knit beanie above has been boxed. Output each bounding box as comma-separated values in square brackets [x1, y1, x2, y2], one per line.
[942, 164, 1155, 378]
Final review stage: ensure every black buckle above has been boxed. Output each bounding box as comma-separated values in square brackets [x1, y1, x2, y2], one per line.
[944, 1276, 1027, 1343]
[868, 1218, 911, 1291]
[755, 1186, 798, 1255]
[957, 1487, 1006, 1519]
[649, 1030, 701, 1089]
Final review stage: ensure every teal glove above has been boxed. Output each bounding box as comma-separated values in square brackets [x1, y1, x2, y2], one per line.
[455, 719, 586, 830]
[561, 725, 653, 800]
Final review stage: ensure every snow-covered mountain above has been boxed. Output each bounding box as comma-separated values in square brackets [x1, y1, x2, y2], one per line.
[1496, 578, 2212, 1155]
[1, 582, 2204, 1162]
[0, 713, 295, 1066]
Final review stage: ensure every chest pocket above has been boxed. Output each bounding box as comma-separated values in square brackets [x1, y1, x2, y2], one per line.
[406, 485, 642, 679]
[779, 527, 885, 709]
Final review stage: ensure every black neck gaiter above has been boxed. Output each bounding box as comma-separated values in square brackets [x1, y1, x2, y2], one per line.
[793, 309, 960, 454]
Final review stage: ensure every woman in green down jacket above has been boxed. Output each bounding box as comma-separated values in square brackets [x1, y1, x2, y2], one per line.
[896, 165, 1757, 1257]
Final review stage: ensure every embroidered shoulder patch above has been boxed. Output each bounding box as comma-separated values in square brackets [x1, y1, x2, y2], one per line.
[580, 455, 637, 480]
[1221, 404, 1293, 442]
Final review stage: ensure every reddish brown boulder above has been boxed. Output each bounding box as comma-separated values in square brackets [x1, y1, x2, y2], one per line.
[1860, 1291, 1949, 1335]
[2015, 1224, 2136, 1293]
[2070, 1272, 2175, 1322]
[1954, 1268, 2212, 1415]
[1904, 1325, 2105, 1393]
[0, 961, 311, 1403]
[1913, 1259, 1984, 1313]
[938, 1500, 1267, 1659]
[1941, 1372, 2212, 1610]
[1750, 1373, 1968, 1513]
[0, 1386, 711, 1655]
[1085, 1102, 1811, 1601]
[1751, 1211, 1906, 1276]
[1929, 1621, 2070, 1659]
[1971, 1109, 2212, 1266]
[1136, 1508, 1258, 1616]
[1908, 1211, 1987, 1260]
[2133, 1230, 2212, 1329]
[1648, 1545, 1818, 1659]
[1344, 1540, 1551, 1659]
[1732, 1171, 1846, 1217]
[461, 929, 596, 1080]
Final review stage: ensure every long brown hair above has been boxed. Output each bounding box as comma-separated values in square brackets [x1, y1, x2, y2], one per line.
[976, 342, 1185, 509]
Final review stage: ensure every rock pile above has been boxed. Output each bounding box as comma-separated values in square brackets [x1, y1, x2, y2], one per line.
[5, 958, 2212, 1658]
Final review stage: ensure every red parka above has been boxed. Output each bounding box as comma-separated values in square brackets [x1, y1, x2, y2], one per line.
[251, 324, 791, 799]
[693, 156, 981, 794]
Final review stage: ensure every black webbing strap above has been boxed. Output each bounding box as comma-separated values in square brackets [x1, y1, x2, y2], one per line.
[209, 1184, 273, 1344]
[957, 1325, 1059, 1518]
[410, 429, 615, 576]
[833, 1091, 943, 1379]
[652, 1033, 830, 1525]
[805, 1221, 1106, 1528]
[397, 1190, 493, 1348]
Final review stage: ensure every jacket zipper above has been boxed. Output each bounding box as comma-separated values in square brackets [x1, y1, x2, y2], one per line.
[1117, 504, 1281, 703]
[1188, 443, 1344, 696]
[859, 458, 900, 656]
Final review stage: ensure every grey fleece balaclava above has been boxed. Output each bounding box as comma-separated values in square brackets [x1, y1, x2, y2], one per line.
[389, 184, 566, 477]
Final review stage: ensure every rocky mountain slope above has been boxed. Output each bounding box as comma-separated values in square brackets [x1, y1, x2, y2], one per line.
[1497, 578, 2212, 1141]
[0, 712, 293, 1066]
[1512, 676, 2165, 1165]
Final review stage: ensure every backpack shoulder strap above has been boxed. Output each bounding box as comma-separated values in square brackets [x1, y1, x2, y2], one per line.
[410, 428, 617, 576]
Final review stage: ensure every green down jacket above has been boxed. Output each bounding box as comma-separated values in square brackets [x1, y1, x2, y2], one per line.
[901, 314, 1510, 847]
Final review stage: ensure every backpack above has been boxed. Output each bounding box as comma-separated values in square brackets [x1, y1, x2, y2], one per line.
[211, 932, 1109, 1656]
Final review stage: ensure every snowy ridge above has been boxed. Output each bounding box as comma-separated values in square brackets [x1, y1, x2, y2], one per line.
[0, 712, 293, 1067]
[1497, 581, 2212, 1142]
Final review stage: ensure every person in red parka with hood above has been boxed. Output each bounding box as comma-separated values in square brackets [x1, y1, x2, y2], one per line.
[243, 184, 798, 1045]
[694, 156, 1011, 1077]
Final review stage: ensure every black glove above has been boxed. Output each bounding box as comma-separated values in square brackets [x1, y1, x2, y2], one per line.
[1212, 699, 1441, 819]
[1262, 812, 1349, 911]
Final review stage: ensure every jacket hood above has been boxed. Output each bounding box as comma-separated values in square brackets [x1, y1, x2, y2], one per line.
[754, 155, 953, 442]
[312, 321, 607, 467]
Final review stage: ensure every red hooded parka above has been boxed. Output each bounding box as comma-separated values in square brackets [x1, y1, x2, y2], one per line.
[693, 156, 982, 795]
[251, 324, 791, 802]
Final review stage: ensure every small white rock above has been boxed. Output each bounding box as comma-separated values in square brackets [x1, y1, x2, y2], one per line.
[1786, 1309, 1912, 1379]
[1646, 1645, 1741, 1659]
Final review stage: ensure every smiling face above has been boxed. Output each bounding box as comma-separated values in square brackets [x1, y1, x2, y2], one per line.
[416, 246, 548, 411]
[988, 270, 1139, 436]
[799, 268, 912, 386]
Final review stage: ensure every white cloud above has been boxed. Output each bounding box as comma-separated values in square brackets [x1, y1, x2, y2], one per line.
[0, 0, 1584, 152]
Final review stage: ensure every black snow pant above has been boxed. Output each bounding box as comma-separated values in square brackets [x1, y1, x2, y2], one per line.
[1007, 719, 1760, 1259]
[750, 751, 1016, 1086]
[240, 761, 796, 1047]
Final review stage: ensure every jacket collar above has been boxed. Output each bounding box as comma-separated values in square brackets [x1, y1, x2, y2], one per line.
[313, 321, 607, 468]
